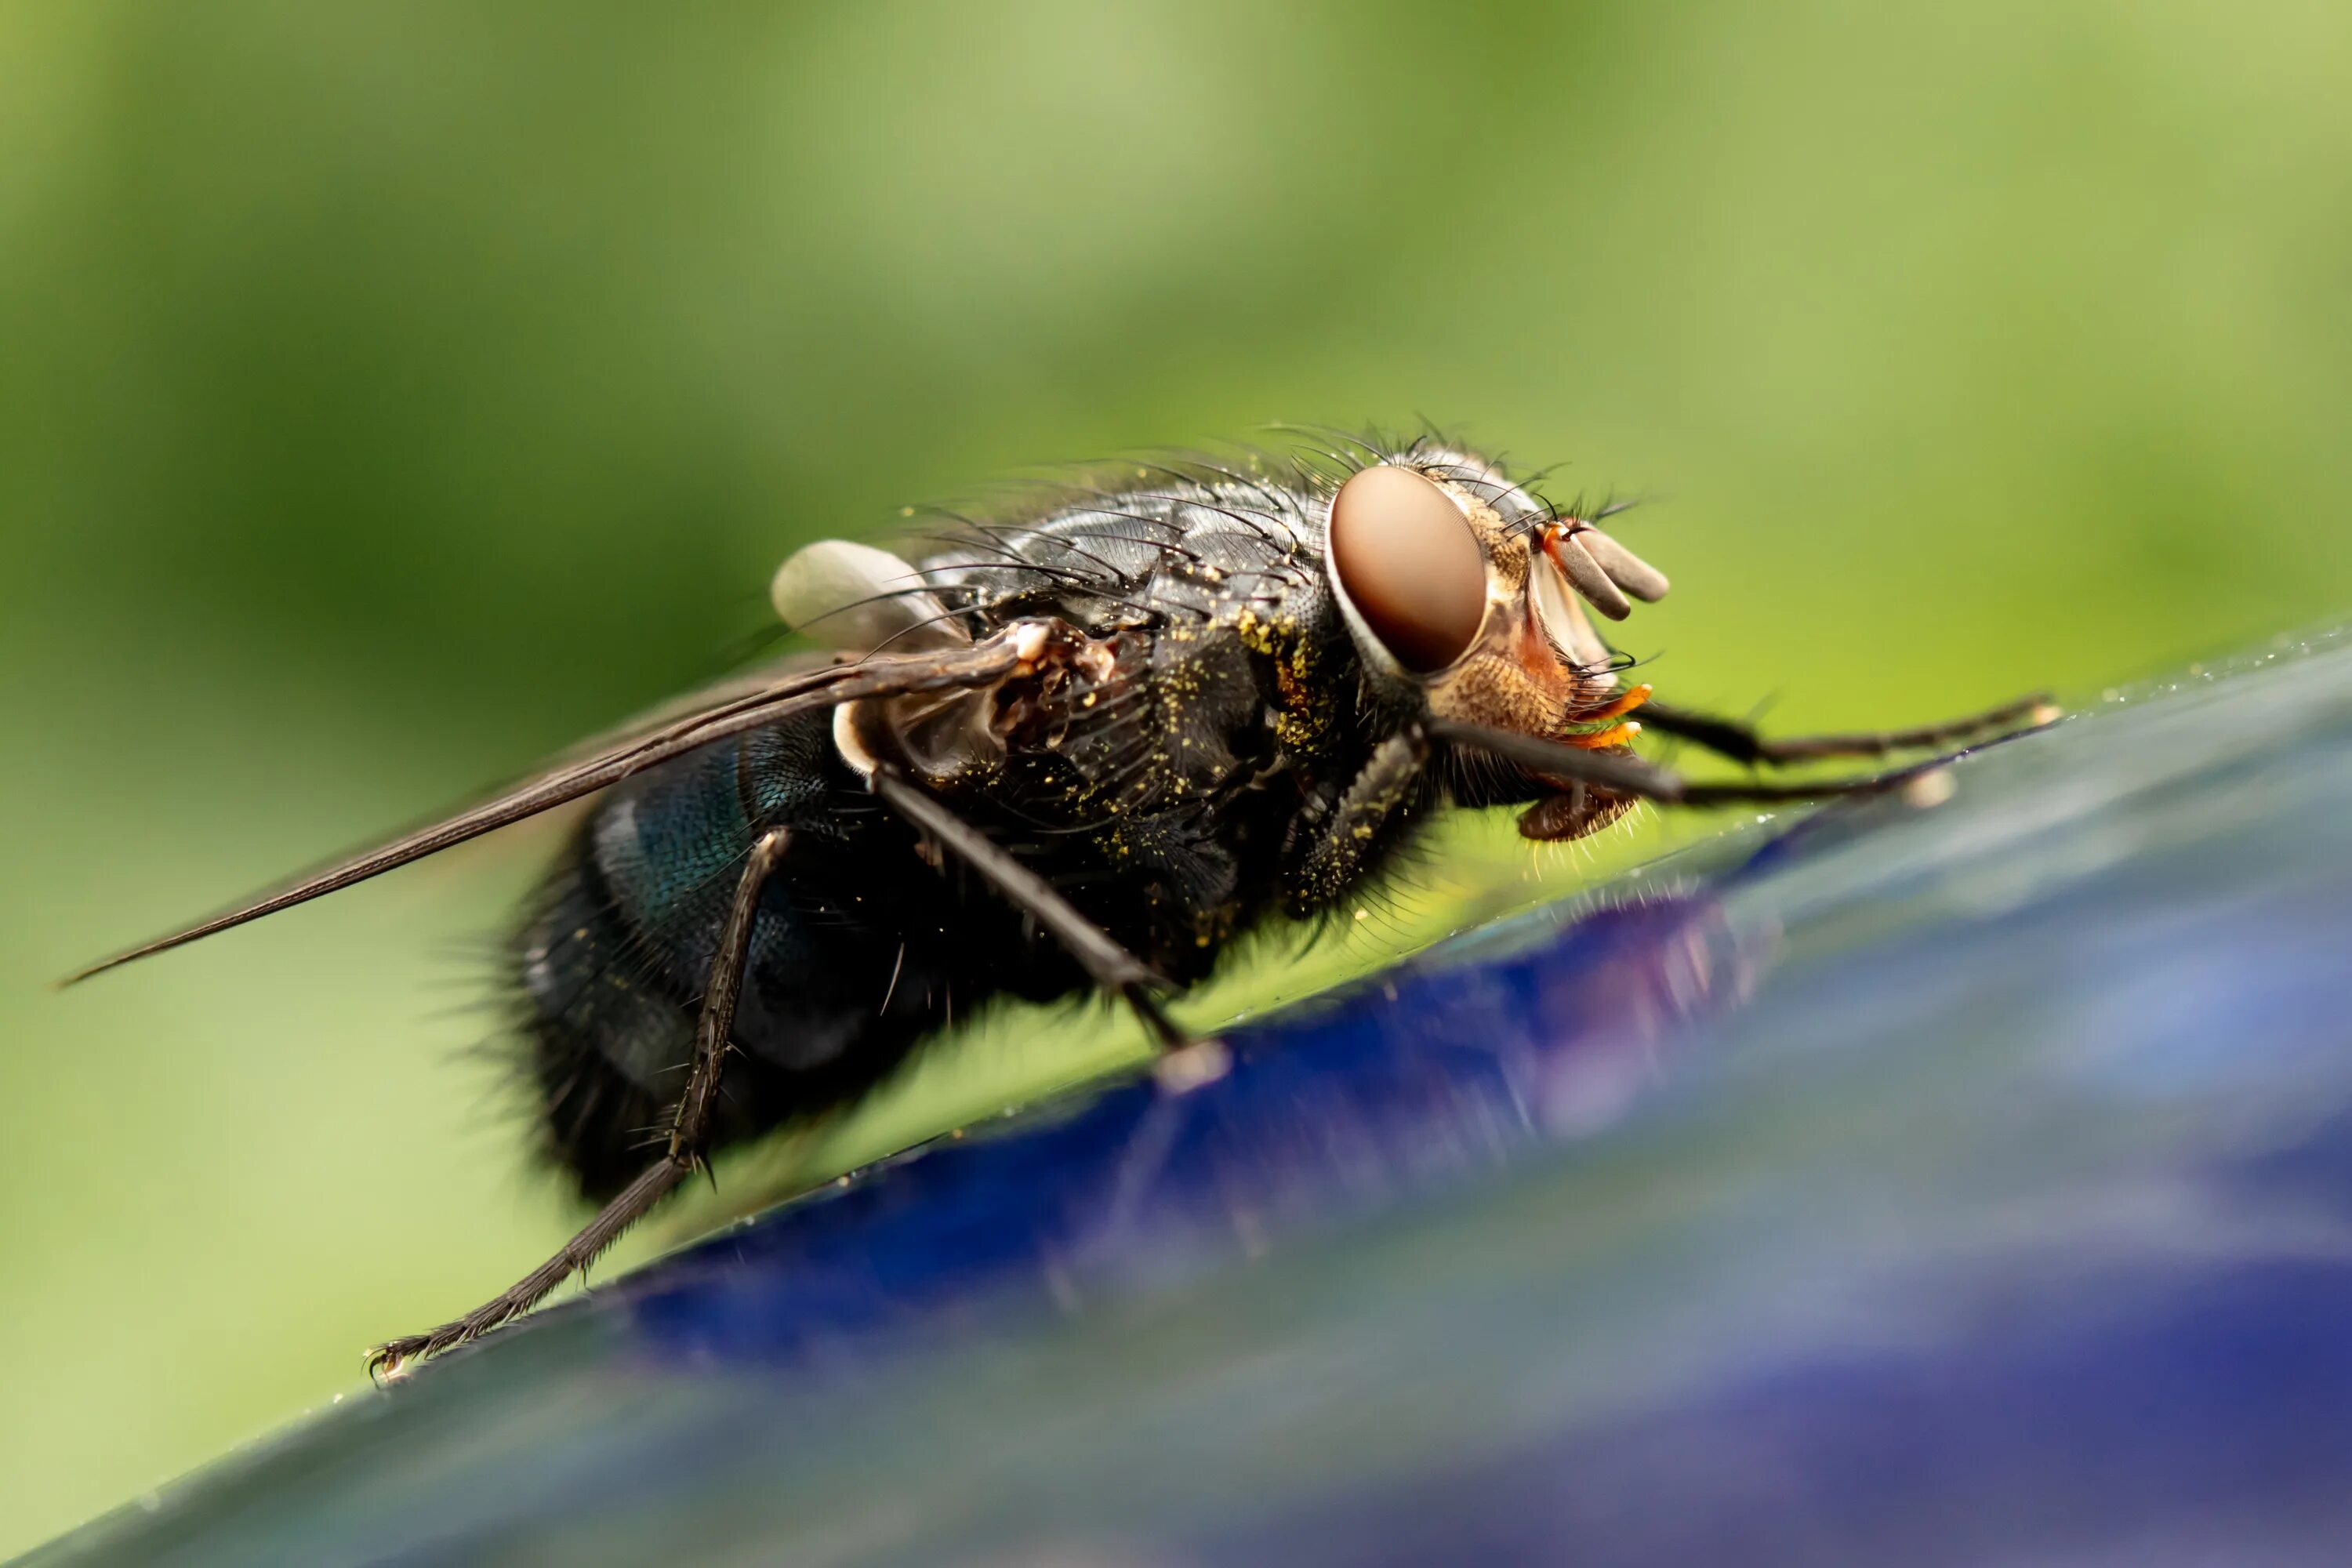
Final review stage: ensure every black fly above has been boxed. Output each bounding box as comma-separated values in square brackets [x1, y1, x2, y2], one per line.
[66, 431, 2053, 1375]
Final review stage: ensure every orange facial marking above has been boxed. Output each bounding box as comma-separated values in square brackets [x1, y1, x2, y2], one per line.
[1584, 683, 1653, 724]
[1563, 720, 1642, 750]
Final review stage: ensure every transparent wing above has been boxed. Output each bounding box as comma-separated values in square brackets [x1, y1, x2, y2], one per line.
[64, 637, 1025, 984]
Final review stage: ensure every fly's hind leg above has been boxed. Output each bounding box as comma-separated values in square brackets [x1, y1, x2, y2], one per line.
[869, 769, 1228, 1091]
[1639, 692, 2060, 766]
[368, 826, 793, 1381]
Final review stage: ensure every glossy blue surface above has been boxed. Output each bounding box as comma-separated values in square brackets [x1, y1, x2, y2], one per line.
[33, 631, 2352, 1567]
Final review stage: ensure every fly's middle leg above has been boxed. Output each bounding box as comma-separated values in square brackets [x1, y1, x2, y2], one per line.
[367, 826, 793, 1381]
[869, 770, 1225, 1090]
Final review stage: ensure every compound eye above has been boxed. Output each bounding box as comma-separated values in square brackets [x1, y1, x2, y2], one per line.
[1329, 465, 1487, 673]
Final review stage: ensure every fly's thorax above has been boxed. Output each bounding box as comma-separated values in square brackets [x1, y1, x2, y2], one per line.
[772, 437, 1664, 818]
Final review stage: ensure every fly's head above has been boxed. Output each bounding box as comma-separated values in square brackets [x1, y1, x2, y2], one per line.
[1320, 452, 1668, 749]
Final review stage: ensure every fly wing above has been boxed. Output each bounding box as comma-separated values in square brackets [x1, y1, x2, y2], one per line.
[64, 635, 1025, 985]
[539, 651, 829, 768]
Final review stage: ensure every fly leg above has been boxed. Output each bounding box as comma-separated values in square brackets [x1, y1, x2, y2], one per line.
[869, 770, 1222, 1086]
[1282, 731, 1431, 913]
[367, 826, 793, 1381]
[1429, 719, 1991, 810]
[1639, 692, 2058, 765]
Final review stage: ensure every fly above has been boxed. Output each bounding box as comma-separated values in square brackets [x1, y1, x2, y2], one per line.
[65, 430, 2056, 1377]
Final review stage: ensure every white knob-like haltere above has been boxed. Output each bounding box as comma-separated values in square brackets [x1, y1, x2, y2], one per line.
[771, 539, 967, 653]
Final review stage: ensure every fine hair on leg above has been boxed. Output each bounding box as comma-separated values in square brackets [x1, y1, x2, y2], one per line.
[1639, 692, 2057, 767]
[870, 768, 1190, 1054]
[368, 826, 793, 1380]
[1428, 718, 1956, 808]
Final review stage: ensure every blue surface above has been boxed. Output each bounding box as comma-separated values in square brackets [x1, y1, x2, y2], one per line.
[32, 630, 2352, 1567]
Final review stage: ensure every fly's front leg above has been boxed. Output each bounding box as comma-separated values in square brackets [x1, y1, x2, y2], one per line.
[368, 826, 792, 1381]
[1640, 692, 2060, 766]
[868, 769, 1226, 1090]
[1282, 731, 1430, 914]
[1431, 718, 1984, 809]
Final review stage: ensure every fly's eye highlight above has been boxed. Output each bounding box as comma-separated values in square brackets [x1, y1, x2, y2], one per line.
[1329, 464, 1487, 673]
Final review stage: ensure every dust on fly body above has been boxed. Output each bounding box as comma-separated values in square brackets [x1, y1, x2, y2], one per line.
[65, 430, 2057, 1376]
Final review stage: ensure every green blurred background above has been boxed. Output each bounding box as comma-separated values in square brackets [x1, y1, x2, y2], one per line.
[5, 0, 2351, 1552]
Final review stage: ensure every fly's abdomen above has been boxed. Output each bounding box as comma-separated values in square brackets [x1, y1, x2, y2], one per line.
[510, 710, 971, 1201]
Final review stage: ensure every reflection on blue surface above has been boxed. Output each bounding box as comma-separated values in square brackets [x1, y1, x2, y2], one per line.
[1241, 1258, 2352, 1567]
[33, 633, 2352, 1567]
[624, 890, 1753, 1373]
